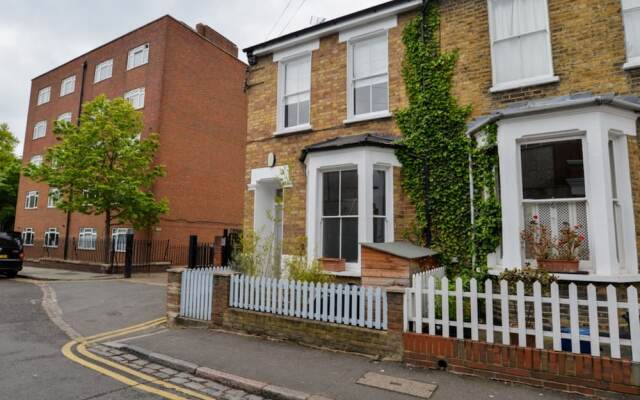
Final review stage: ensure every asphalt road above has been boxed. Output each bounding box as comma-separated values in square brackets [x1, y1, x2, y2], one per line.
[0, 276, 165, 400]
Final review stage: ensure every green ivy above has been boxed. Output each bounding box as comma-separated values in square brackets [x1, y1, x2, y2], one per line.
[395, 6, 501, 280]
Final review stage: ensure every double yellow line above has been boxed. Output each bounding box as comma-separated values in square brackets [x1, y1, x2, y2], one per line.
[62, 318, 217, 400]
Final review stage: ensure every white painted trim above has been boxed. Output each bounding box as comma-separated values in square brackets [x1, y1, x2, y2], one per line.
[272, 40, 319, 62]
[343, 111, 392, 125]
[623, 57, 640, 70]
[273, 123, 313, 136]
[304, 146, 400, 274]
[250, 0, 421, 56]
[488, 267, 640, 283]
[338, 15, 397, 42]
[486, 0, 556, 92]
[248, 165, 290, 190]
[497, 105, 639, 277]
[489, 75, 559, 93]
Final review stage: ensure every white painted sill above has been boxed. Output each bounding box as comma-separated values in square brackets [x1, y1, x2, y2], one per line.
[273, 123, 313, 136]
[490, 75, 560, 93]
[343, 111, 392, 125]
[623, 58, 640, 71]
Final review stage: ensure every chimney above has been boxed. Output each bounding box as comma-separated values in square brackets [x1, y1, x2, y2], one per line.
[195, 23, 238, 58]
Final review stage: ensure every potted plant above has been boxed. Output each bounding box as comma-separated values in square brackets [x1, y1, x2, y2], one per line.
[521, 216, 585, 273]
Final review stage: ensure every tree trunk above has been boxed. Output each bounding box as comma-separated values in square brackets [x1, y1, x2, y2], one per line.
[103, 210, 111, 265]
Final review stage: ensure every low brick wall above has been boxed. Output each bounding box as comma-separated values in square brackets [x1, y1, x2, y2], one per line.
[404, 333, 640, 397]
[222, 308, 402, 360]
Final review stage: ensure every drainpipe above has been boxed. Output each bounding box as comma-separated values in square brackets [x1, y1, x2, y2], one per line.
[63, 60, 87, 260]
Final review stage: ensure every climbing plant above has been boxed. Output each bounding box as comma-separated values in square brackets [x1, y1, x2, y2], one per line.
[395, 6, 500, 279]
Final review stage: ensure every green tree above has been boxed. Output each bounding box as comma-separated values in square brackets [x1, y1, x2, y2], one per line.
[0, 123, 21, 231]
[25, 95, 168, 259]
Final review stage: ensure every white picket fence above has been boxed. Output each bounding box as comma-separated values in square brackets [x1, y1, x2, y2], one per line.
[180, 267, 232, 321]
[229, 275, 388, 330]
[405, 275, 640, 362]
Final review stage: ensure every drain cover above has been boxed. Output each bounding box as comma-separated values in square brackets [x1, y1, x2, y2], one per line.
[356, 372, 437, 398]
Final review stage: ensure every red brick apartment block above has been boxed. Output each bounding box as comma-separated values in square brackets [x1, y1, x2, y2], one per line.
[15, 15, 247, 245]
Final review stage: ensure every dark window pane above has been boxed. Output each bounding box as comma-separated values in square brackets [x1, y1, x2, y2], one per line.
[285, 103, 297, 128]
[521, 139, 584, 199]
[371, 81, 388, 112]
[340, 170, 358, 215]
[322, 218, 340, 258]
[354, 85, 370, 115]
[341, 218, 358, 262]
[322, 171, 339, 216]
[373, 218, 385, 243]
[298, 100, 309, 125]
[373, 169, 385, 216]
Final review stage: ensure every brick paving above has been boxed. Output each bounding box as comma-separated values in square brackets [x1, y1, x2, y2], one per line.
[89, 344, 271, 400]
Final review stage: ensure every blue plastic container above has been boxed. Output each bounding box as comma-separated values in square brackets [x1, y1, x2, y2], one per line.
[560, 327, 591, 354]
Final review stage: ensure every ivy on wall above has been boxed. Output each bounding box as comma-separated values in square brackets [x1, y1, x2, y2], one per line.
[395, 5, 501, 279]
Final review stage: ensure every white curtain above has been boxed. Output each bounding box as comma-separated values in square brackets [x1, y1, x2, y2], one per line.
[491, 0, 551, 84]
[284, 56, 310, 97]
[352, 34, 387, 80]
[623, 0, 640, 59]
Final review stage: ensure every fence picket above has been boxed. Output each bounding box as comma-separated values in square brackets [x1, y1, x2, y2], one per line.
[470, 278, 478, 341]
[374, 287, 381, 330]
[627, 286, 640, 362]
[295, 281, 302, 318]
[456, 278, 463, 340]
[283, 279, 289, 316]
[302, 282, 308, 318]
[308, 282, 315, 319]
[336, 284, 343, 324]
[180, 270, 187, 316]
[533, 281, 543, 349]
[587, 284, 600, 357]
[344, 284, 350, 325]
[569, 283, 580, 354]
[484, 279, 493, 343]
[442, 277, 449, 338]
[550, 282, 561, 351]
[315, 284, 322, 321]
[366, 287, 374, 328]
[427, 276, 436, 335]
[351, 285, 358, 326]
[607, 285, 621, 358]
[359, 286, 366, 327]
[500, 280, 510, 345]
[329, 284, 336, 323]
[323, 283, 329, 322]
[382, 290, 388, 330]
[415, 275, 423, 334]
[516, 281, 526, 347]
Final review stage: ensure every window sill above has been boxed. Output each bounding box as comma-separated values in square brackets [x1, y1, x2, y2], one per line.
[273, 124, 313, 136]
[490, 75, 560, 93]
[343, 111, 392, 125]
[623, 59, 640, 71]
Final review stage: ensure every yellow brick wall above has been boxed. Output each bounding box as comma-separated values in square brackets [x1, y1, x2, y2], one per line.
[245, 1, 640, 261]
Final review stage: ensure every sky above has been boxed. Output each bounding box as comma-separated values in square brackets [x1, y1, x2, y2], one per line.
[0, 0, 387, 157]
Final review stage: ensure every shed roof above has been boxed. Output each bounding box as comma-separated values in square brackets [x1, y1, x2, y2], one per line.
[361, 241, 438, 259]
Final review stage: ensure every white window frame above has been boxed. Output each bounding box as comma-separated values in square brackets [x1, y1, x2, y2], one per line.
[372, 167, 389, 243]
[344, 32, 391, 123]
[44, 227, 59, 248]
[304, 146, 398, 273]
[30, 155, 43, 166]
[22, 228, 35, 246]
[25, 191, 39, 209]
[127, 43, 149, 70]
[276, 53, 313, 135]
[622, 0, 640, 70]
[37, 86, 51, 105]
[33, 120, 47, 140]
[124, 87, 145, 109]
[78, 228, 97, 250]
[47, 188, 60, 208]
[487, 0, 558, 93]
[94, 59, 113, 83]
[57, 112, 72, 123]
[60, 75, 76, 96]
[112, 228, 133, 253]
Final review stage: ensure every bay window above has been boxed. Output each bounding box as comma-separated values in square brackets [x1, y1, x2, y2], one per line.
[488, 0, 556, 91]
[348, 33, 389, 118]
[623, 0, 640, 69]
[373, 169, 387, 243]
[322, 169, 359, 263]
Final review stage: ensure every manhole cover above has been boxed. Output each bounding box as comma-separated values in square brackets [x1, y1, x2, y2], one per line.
[357, 372, 437, 399]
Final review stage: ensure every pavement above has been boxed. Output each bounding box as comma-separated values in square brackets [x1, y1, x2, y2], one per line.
[1, 266, 580, 400]
[115, 326, 576, 400]
[19, 265, 117, 281]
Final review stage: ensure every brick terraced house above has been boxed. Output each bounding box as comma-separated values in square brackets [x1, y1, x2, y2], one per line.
[242, 0, 640, 284]
[15, 16, 247, 251]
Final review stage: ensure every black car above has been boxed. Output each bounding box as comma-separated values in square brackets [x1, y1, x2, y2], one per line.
[0, 232, 23, 278]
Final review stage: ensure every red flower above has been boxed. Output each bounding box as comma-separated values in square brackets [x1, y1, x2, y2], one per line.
[532, 215, 538, 220]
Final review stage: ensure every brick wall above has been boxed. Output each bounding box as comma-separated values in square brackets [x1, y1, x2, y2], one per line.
[404, 333, 640, 397]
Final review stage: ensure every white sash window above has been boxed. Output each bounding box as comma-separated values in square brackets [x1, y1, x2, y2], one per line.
[623, 0, 640, 69]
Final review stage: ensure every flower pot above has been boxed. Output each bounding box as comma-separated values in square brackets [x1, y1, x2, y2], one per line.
[537, 259, 579, 273]
[319, 257, 346, 272]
